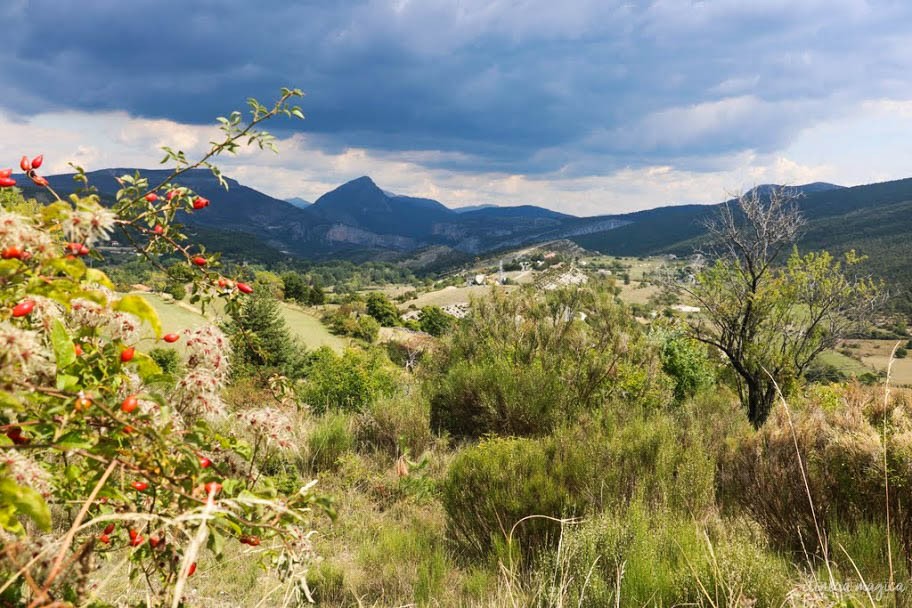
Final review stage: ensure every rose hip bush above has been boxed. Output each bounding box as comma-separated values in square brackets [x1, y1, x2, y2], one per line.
[0, 89, 328, 607]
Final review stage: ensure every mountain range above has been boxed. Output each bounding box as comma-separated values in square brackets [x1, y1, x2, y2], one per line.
[14, 170, 912, 301]
[19, 170, 625, 262]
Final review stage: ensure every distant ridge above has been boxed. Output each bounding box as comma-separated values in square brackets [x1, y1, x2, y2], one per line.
[285, 196, 311, 209]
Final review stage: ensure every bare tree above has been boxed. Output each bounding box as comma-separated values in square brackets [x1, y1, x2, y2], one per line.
[675, 187, 882, 426]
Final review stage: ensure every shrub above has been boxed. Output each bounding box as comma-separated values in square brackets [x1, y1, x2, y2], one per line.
[307, 411, 355, 471]
[356, 391, 433, 458]
[299, 347, 399, 414]
[0, 88, 323, 605]
[426, 286, 670, 438]
[538, 505, 792, 607]
[148, 346, 182, 375]
[366, 292, 400, 327]
[896, 346, 908, 359]
[418, 305, 452, 336]
[442, 436, 579, 561]
[718, 383, 912, 567]
[353, 315, 380, 343]
[165, 281, 186, 301]
[653, 326, 715, 401]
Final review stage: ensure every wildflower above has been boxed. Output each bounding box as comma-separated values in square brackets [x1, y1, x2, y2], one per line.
[0, 321, 55, 379]
[2, 450, 51, 498]
[236, 407, 295, 450]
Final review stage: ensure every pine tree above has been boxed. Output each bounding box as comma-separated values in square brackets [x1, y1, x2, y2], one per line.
[225, 291, 298, 375]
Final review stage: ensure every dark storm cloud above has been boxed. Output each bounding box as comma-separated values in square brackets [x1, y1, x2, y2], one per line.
[2, 0, 911, 175]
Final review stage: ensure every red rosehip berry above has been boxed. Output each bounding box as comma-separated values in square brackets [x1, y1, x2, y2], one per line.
[131, 481, 148, 492]
[187, 562, 197, 576]
[204, 481, 222, 496]
[103, 523, 116, 535]
[192, 256, 207, 267]
[11, 299, 35, 317]
[2, 246, 23, 259]
[149, 536, 161, 549]
[217, 278, 228, 288]
[240, 535, 261, 546]
[236, 282, 253, 294]
[163, 333, 180, 343]
[30, 155, 43, 169]
[0, 177, 16, 188]
[153, 224, 164, 235]
[121, 395, 139, 413]
[192, 196, 210, 210]
[74, 343, 84, 356]
[166, 189, 180, 201]
[129, 533, 144, 547]
[198, 455, 212, 468]
[120, 347, 135, 363]
[74, 396, 93, 411]
[30, 175, 48, 187]
[78, 244, 90, 256]
[19, 156, 30, 172]
[145, 193, 158, 203]
[99, 533, 111, 544]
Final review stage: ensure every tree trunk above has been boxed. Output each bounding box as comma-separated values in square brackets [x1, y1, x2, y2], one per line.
[746, 379, 776, 428]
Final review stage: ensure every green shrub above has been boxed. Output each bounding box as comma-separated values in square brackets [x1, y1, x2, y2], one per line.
[224, 291, 302, 377]
[442, 409, 718, 564]
[538, 505, 792, 607]
[366, 292, 400, 327]
[148, 347, 182, 376]
[896, 347, 908, 359]
[355, 514, 449, 604]
[307, 412, 355, 471]
[356, 392, 433, 458]
[299, 347, 399, 414]
[418, 306, 452, 337]
[442, 436, 585, 561]
[654, 327, 715, 401]
[164, 281, 186, 301]
[353, 315, 380, 343]
[426, 286, 670, 438]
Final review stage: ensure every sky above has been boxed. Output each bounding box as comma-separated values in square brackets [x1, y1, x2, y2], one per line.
[1, 0, 911, 216]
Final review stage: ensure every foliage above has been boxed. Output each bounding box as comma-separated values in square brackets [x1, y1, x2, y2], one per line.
[353, 315, 380, 343]
[299, 347, 399, 414]
[442, 437, 577, 561]
[148, 346, 182, 375]
[538, 505, 792, 607]
[164, 281, 186, 301]
[366, 292, 400, 327]
[225, 290, 301, 377]
[718, 383, 912, 569]
[426, 286, 670, 438]
[677, 188, 882, 426]
[418, 305, 452, 337]
[0, 87, 326, 607]
[652, 324, 716, 402]
[356, 391, 434, 458]
[307, 412, 355, 472]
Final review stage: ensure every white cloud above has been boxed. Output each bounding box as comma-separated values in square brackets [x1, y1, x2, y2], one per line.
[0, 96, 910, 220]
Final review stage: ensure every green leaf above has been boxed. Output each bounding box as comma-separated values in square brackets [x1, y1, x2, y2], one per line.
[55, 373, 79, 392]
[132, 352, 162, 382]
[85, 268, 115, 289]
[55, 432, 93, 450]
[113, 294, 162, 338]
[50, 319, 75, 368]
[207, 526, 226, 558]
[0, 476, 51, 531]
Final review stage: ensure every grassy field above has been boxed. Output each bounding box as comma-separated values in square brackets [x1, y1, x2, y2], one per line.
[849, 339, 912, 385]
[401, 284, 516, 309]
[137, 293, 346, 353]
